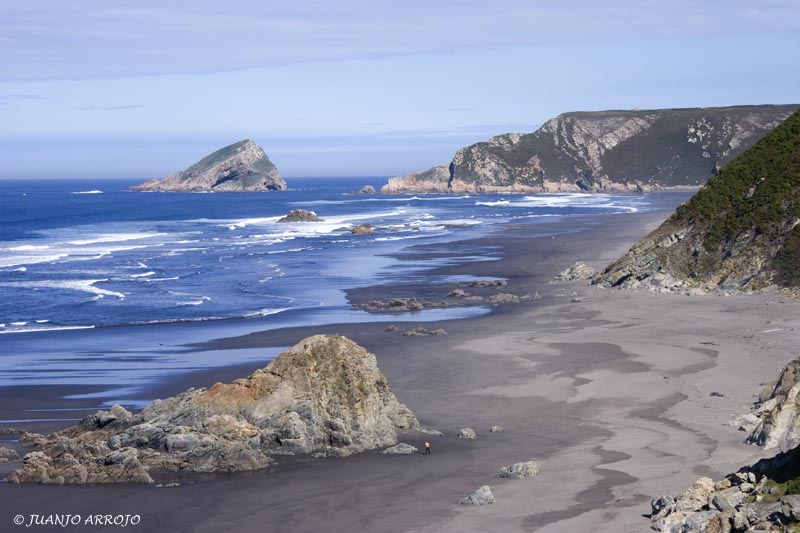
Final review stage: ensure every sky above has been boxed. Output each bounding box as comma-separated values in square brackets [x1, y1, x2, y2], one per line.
[1, 0, 798, 179]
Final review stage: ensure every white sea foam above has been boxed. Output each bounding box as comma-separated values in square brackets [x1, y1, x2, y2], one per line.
[476, 199, 511, 206]
[130, 271, 156, 278]
[0, 324, 95, 335]
[68, 232, 163, 246]
[71, 190, 104, 195]
[0, 279, 126, 300]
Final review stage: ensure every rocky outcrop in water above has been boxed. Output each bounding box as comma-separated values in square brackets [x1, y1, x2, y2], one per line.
[351, 224, 376, 235]
[594, 109, 800, 294]
[131, 140, 286, 192]
[357, 185, 376, 194]
[6, 335, 418, 484]
[278, 209, 322, 223]
[745, 357, 800, 451]
[381, 105, 798, 194]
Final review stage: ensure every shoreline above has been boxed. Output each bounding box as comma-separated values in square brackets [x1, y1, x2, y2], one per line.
[2, 196, 797, 532]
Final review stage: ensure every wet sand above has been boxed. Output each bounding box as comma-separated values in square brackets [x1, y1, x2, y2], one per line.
[2, 198, 798, 532]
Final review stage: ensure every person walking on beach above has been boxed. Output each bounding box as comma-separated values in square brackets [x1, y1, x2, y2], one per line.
[424, 441, 431, 455]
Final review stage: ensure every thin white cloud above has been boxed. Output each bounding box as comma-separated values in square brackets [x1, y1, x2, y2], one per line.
[75, 104, 145, 111]
[1, 0, 798, 81]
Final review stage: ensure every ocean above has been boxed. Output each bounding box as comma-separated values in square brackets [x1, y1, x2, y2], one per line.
[0, 177, 655, 334]
[0, 177, 673, 409]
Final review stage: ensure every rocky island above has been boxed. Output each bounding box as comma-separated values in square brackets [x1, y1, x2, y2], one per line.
[594, 108, 800, 294]
[5, 335, 418, 484]
[381, 104, 798, 194]
[131, 139, 287, 192]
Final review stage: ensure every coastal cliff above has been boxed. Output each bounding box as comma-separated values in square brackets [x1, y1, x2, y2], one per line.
[131, 139, 286, 192]
[593, 108, 800, 294]
[6, 335, 418, 484]
[381, 104, 798, 194]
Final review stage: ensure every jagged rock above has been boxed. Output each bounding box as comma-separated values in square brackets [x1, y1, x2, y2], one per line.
[674, 477, 716, 513]
[5, 335, 418, 484]
[496, 461, 541, 480]
[6, 447, 153, 485]
[401, 327, 447, 337]
[487, 293, 520, 304]
[131, 140, 286, 192]
[419, 428, 444, 436]
[746, 357, 800, 449]
[490, 425, 504, 433]
[384, 325, 399, 332]
[458, 428, 477, 440]
[382, 443, 417, 455]
[351, 224, 376, 235]
[460, 485, 495, 505]
[363, 297, 428, 312]
[0, 446, 18, 462]
[728, 413, 763, 434]
[469, 279, 507, 288]
[651, 495, 676, 521]
[448, 288, 468, 297]
[357, 185, 376, 194]
[277, 209, 322, 223]
[553, 261, 597, 282]
[380, 106, 797, 194]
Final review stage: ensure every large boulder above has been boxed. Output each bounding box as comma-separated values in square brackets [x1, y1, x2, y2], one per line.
[6, 335, 418, 484]
[496, 460, 541, 480]
[460, 485, 495, 505]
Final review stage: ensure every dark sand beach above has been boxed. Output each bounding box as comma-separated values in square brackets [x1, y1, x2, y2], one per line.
[2, 197, 798, 532]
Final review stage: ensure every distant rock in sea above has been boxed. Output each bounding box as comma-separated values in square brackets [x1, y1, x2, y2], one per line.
[277, 209, 322, 223]
[357, 185, 376, 194]
[380, 104, 798, 194]
[6, 335, 418, 484]
[131, 139, 286, 192]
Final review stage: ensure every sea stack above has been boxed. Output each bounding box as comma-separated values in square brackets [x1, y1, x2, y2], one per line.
[131, 139, 287, 192]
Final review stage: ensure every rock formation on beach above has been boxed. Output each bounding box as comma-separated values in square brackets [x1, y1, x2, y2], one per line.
[131, 140, 286, 192]
[552, 261, 597, 282]
[381, 105, 798, 194]
[651, 358, 800, 532]
[594, 109, 800, 294]
[745, 357, 800, 450]
[6, 335, 418, 484]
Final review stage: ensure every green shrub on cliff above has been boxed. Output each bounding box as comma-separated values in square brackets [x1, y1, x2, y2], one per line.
[673, 109, 800, 286]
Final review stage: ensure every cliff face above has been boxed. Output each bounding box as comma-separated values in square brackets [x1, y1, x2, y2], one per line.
[6, 335, 418, 484]
[381, 105, 798, 194]
[131, 139, 286, 192]
[594, 109, 800, 294]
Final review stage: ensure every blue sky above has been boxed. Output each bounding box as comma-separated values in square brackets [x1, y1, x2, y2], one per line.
[1, 1, 798, 179]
